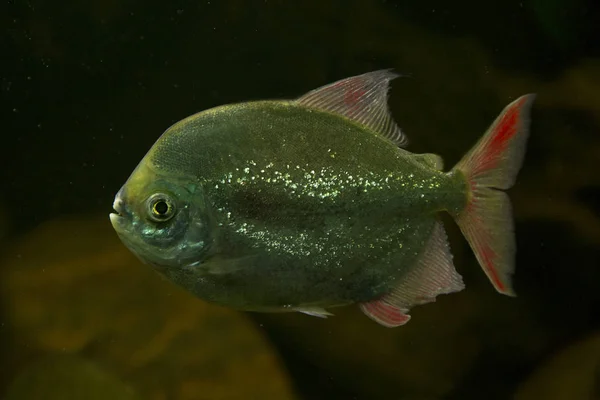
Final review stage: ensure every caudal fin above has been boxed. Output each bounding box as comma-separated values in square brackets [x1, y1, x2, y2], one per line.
[451, 95, 535, 296]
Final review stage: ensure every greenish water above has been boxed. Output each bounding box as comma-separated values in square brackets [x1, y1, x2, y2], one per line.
[2, 1, 600, 399]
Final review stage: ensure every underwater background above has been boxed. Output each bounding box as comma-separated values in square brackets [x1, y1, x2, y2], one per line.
[2, 0, 600, 398]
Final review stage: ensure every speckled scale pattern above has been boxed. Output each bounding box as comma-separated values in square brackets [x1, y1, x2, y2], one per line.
[145, 101, 467, 310]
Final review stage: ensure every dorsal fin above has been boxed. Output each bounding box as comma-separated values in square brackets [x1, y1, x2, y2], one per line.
[296, 70, 409, 147]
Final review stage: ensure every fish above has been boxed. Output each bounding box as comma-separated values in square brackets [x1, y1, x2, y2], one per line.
[109, 70, 535, 328]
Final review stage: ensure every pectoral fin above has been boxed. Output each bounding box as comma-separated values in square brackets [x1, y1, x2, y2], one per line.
[296, 307, 334, 318]
[189, 255, 257, 275]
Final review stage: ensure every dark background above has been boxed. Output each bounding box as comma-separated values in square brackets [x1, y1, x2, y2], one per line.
[2, 0, 600, 399]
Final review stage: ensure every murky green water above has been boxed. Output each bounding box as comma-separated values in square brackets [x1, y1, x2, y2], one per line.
[2, 1, 599, 399]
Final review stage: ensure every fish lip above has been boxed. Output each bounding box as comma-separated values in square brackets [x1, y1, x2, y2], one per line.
[112, 196, 124, 216]
[110, 194, 127, 229]
[109, 212, 124, 228]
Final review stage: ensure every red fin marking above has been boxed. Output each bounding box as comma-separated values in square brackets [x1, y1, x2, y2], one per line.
[489, 105, 519, 148]
[330, 77, 367, 107]
[359, 300, 411, 328]
[472, 97, 526, 178]
[347, 91, 366, 117]
[336, 76, 367, 115]
[345, 88, 366, 105]
[475, 225, 505, 292]
[344, 87, 366, 116]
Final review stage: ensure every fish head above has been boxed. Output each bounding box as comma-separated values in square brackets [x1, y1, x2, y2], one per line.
[109, 160, 214, 269]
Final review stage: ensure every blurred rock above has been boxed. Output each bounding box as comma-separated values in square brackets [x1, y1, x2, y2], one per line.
[514, 332, 600, 400]
[5, 356, 140, 400]
[0, 216, 297, 400]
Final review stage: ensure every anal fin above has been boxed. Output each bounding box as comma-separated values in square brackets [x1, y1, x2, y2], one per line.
[359, 301, 411, 327]
[360, 221, 465, 328]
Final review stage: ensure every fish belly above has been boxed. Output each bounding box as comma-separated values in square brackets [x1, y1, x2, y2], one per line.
[180, 213, 438, 311]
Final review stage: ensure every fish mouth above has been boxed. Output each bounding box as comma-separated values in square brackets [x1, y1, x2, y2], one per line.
[109, 193, 127, 229]
[109, 212, 123, 228]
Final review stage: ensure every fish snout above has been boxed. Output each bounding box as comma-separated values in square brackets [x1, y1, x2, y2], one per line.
[109, 188, 131, 229]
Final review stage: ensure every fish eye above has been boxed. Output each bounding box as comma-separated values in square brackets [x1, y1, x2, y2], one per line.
[146, 193, 176, 222]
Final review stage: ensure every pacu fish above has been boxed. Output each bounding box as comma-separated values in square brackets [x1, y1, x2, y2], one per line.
[110, 70, 534, 327]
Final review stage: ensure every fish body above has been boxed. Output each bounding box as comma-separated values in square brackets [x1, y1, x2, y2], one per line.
[111, 71, 534, 327]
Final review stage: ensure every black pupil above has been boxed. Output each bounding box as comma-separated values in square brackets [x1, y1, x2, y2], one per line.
[154, 200, 169, 215]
